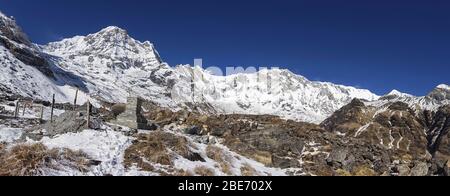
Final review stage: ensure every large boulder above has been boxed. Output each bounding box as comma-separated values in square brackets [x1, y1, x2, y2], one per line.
[409, 162, 429, 176]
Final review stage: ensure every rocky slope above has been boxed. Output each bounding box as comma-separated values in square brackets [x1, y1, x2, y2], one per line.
[0, 12, 89, 103]
[0, 12, 52, 77]
[319, 88, 450, 175]
[138, 96, 450, 176]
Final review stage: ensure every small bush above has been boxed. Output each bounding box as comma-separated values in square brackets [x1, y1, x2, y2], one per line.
[124, 136, 172, 167]
[124, 132, 208, 175]
[125, 132, 203, 169]
[206, 145, 233, 175]
[335, 169, 352, 176]
[174, 169, 193, 176]
[194, 166, 215, 176]
[353, 165, 377, 176]
[0, 143, 5, 157]
[240, 164, 257, 176]
[0, 143, 90, 176]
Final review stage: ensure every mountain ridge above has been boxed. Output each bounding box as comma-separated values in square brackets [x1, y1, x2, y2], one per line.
[1, 13, 448, 124]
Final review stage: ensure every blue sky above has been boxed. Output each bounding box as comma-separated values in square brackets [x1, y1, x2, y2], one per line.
[1, 0, 449, 95]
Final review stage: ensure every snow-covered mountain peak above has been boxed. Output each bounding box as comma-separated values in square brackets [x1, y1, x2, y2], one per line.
[0, 11, 7, 19]
[43, 26, 162, 71]
[386, 89, 413, 98]
[427, 84, 450, 102]
[99, 26, 128, 34]
[388, 89, 402, 95]
[0, 11, 13, 22]
[88, 26, 133, 46]
[437, 84, 450, 91]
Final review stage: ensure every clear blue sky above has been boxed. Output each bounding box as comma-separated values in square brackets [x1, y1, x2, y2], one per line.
[1, 0, 449, 95]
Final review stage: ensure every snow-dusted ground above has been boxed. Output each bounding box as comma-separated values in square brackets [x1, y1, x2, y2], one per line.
[40, 128, 156, 176]
[0, 123, 284, 176]
[0, 125, 22, 143]
[0, 44, 89, 105]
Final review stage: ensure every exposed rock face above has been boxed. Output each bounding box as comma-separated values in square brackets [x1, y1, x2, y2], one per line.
[427, 85, 450, 102]
[0, 13, 54, 78]
[426, 106, 450, 166]
[0, 13, 31, 45]
[178, 114, 319, 170]
[113, 97, 152, 130]
[322, 99, 429, 159]
[409, 162, 429, 176]
[321, 99, 370, 134]
[321, 98, 450, 175]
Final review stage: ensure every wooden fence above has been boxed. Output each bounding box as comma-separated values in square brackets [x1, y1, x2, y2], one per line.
[10, 89, 91, 128]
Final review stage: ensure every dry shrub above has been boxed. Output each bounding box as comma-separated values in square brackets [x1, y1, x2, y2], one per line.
[335, 169, 352, 176]
[194, 166, 215, 176]
[124, 132, 203, 173]
[206, 145, 233, 175]
[173, 169, 194, 176]
[111, 104, 126, 117]
[240, 163, 257, 176]
[353, 165, 377, 176]
[0, 143, 5, 152]
[0, 143, 91, 176]
[61, 148, 94, 172]
[252, 151, 273, 166]
[0, 143, 5, 158]
[124, 135, 172, 167]
[155, 133, 193, 159]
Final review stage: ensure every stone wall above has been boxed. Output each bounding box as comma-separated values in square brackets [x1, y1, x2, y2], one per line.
[113, 97, 151, 130]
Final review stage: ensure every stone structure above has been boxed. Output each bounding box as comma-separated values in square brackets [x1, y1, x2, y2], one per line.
[114, 97, 150, 130]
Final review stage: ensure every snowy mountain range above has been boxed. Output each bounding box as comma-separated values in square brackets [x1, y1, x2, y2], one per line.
[1, 11, 449, 123]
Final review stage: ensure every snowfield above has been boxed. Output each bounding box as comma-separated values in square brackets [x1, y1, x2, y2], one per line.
[40, 128, 154, 176]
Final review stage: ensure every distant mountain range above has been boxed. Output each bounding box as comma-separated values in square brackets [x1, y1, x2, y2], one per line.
[1, 11, 448, 124]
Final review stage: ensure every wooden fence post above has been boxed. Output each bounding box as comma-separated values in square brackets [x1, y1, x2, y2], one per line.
[86, 101, 91, 129]
[39, 105, 44, 122]
[74, 88, 79, 110]
[50, 94, 55, 123]
[22, 103, 26, 116]
[14, 99, 20, 118]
